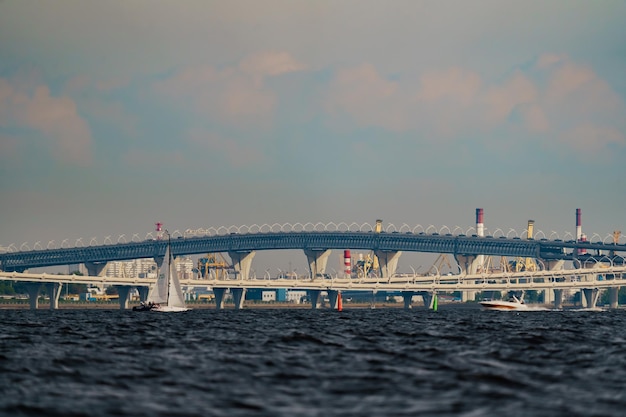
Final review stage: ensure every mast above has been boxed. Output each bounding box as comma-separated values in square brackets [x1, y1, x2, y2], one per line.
[166, 230, 171, 306]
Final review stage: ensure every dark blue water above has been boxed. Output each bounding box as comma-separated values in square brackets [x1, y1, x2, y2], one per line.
[1, 306, 625, 416]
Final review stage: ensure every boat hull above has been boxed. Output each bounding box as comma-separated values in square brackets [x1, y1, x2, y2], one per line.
[151, 305, 190, 313]
[480, 300, 528, 311]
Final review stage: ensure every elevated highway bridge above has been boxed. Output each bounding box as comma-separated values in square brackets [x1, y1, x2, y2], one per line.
[1, 231, 625, 272]
[1, 217, 624, 311]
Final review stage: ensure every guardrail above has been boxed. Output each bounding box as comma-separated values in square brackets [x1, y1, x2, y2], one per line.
[2, 266, 625, 292]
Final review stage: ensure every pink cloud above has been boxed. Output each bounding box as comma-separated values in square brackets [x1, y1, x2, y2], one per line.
[418, 67, 481, 106]
[324, 64, 409, 131]
[323, 54, 625, 156]
[0, 78, 93, 165]
[485, 71, 537, 124]
[153, 51, 305, 129]
[239, 51, 307, 77]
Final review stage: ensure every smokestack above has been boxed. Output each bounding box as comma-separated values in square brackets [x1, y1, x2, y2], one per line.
[527, 220, 534, 240]
[155, 222, 163, 240]
[576, 209, 587, 255]
[344, 250, 351, 278]
[476, 208, 484, 237]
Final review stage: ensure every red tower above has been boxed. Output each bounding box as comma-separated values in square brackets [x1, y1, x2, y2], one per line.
[344, 250, 352, 278]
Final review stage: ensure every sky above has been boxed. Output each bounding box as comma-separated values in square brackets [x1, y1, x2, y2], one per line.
[1, 0, 625, 274]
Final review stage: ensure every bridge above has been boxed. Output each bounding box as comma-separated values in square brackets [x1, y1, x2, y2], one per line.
[2, 230, 625, 272]
[1, 214, 625, 311]
[1, 263, 625, 311]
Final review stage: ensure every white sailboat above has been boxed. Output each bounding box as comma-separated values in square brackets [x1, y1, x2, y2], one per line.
[145, 236, 189, 312]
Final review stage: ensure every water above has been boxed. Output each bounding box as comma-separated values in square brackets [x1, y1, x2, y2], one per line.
[2, 306, 626, 416]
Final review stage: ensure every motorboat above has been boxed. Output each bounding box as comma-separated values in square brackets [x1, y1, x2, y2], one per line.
[480, 295, 529, 311]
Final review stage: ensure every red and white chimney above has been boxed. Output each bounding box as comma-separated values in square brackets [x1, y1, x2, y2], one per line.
[344, 250, 352, 278]
[476, 208, 484, 237]
[576, 209, 587, 255]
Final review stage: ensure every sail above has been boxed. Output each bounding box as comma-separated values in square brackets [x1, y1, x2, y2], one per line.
[167, 256, 186, 309]
[146, 245, 170, 305]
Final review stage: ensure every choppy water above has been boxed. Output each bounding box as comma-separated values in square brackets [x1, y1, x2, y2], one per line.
[1, 306, 626, 417]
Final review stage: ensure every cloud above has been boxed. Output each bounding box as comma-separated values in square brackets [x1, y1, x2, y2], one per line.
[153, 51, 306, 129]
[0, 77, 93, 165]
[323, 55, 626, 154]
[324, 64, 409, 132]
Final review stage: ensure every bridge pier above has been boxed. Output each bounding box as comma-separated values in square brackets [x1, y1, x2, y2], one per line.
[231, 288, 246, 309]
[228, 251, 256, 281]
[582, 288, 600, 309]
[25, 283, 40, 310]
[115, 286, 131, 310]
[137, 286, 149, 302]
[213, 288, 226, 310]
[374, 250, 402, 278]
[401, 291, 414, 309]
[327, 290, 340, 309]
[608, 287, 619, 309]
[455, 255, 482, 302]
[308, 290, 321, 309]
[84, 262, 108, 277]
[544, 260, 565, 308]
[421, 292, 433, 309]
[46, 282, 62, 310]
[553, 289, 564, 309]
[305, 249, 331, 279]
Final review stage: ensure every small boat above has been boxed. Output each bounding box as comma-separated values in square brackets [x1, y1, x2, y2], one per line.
[480, 295, 529, 311]
[480, 291, 548, 311]
[135, 233, 189, 313]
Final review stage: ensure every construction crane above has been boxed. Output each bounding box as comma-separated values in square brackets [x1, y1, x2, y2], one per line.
[197, 253, 232, 280]
[509, 220, 538, 272]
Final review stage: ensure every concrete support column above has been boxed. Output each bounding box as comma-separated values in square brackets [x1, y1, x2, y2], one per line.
[213, 288, 226, 310]
[228, 251, 256, 281]
[544, 260, 565, 309]
[429, 292, 438, 310]
[46, 282, 62, 310]
[25, 283, 40, 310]
[304, 249, 331, 279]
[231, 288, 246, 309]
[608, 287, 619, 309]
[137, 286, 149, 302]
[374, 250, 402, 279]
[554, 289, 564, 310]
[454, 255, 478, 301]
[115, 286, 131, 310]
[421, 291, 433, 309]
[543, 288, 554, 304]
[309, 290, 321, 309]
[455, 254, 480, 275]
[84, 262, 108, 277]
[327, 290, 339, 309]
[461, 291, 475, 302]
[401, 291, 414, 310]
[582, 288, 599, 309]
